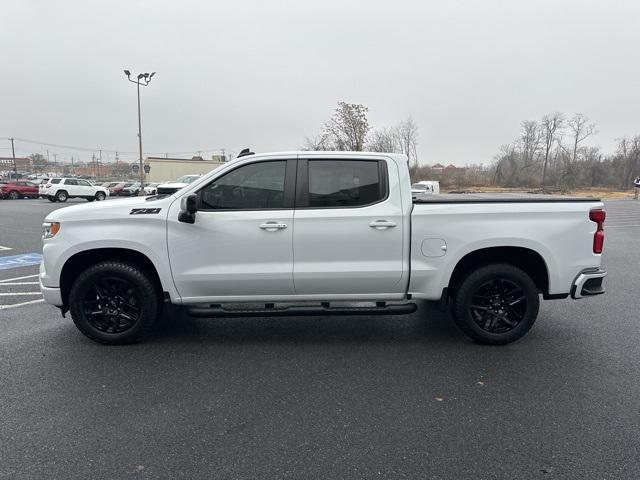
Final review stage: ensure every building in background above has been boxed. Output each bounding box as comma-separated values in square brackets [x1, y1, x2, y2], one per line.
[0, 156, 32, 174]
[144, 156, 226, 183]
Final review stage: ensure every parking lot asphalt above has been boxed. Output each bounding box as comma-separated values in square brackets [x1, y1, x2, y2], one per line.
[1, 197, 639, 479]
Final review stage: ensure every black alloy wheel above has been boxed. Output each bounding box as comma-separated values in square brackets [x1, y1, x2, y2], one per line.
[451, 263, 540, 345]
[469, 278, 527, 334]
[82, 276, 141, 334]
[68, 261, 159, 344]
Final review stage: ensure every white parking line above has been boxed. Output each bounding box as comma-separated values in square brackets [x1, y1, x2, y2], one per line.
[0, 282, 39, 286]
[0, 245, 12, 251]
[0, 274, 39, 283]
[0, 299, 44, 310]
[0, 292, 43, 296]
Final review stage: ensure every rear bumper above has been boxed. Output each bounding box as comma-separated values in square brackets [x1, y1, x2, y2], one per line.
[571, 268, 607, 299]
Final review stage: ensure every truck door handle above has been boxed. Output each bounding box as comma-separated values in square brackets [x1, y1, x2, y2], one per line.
[369, 220, 397, 229]
[259, 222, 288, 231]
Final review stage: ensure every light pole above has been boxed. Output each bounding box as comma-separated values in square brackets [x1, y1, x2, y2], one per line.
[123, 69, 156, 195]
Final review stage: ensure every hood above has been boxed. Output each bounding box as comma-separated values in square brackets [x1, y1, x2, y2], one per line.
[45, 196, 174, 222]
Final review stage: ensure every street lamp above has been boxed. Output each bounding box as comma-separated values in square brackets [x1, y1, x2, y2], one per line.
[123, 69, 156, 195]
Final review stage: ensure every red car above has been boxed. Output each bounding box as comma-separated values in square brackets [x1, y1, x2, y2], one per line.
[108, 182, 131, 196]
[0, 181, 39, 199]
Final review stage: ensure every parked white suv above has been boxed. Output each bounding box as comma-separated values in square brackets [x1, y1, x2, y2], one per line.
[42, 178, 109, 203]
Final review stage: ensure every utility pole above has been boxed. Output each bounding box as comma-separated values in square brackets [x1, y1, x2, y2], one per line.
[10, 137, 17, 178]
[46, 149, 50, 175]
[123, 69, 156, 195]
[54, 154, 57, 176]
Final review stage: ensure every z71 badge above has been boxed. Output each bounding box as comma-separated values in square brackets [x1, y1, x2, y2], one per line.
[130, 208, 162, 215]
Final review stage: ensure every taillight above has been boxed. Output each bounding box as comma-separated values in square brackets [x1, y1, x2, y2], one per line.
[589, 209, 606, 254]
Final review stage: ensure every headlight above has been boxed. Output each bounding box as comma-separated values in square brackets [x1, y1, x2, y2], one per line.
[42, 222, 60, 239]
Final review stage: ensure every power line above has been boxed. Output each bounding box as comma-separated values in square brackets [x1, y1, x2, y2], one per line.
[4, 136, 228, 157]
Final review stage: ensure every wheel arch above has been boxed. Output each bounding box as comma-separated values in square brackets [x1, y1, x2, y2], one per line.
[60, 248, 165, 307]
[447, 246, 550, 298]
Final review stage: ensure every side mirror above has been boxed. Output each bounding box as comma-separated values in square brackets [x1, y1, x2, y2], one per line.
[178, 194, 198, 224]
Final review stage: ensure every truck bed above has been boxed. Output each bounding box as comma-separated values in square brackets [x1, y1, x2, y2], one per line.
[413, 193, 600, 204]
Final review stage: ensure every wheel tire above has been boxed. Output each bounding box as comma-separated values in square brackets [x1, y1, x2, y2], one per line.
[86, 197, 95, 202]
[47, 196, 57, 202]
[451, 263, 540, 345]
[8, 191, 20, 200]
[95, 192, 106, 201]
[55, 190, 68, 202]
[68, 261, 159, 345]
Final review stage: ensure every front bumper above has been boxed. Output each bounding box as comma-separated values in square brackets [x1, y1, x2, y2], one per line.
[571, 268, 607, 299]
[39, 261, 63, 306]
[39, 278, 63, 305]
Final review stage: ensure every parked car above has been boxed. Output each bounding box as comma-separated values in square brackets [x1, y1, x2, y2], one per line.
[143, 183, 161, 195]
[38, 178, 51, 198]
[108, 182, 130, 196]
[156, 175, 201, 195]
[42, 178, 109, 202]
[40, 151, 607, 346]
[120, 183, 142, 196]
[0, 180, 39, 199]
[411, 181, 440, 199]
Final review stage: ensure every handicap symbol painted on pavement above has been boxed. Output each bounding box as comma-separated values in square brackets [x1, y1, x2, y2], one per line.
[0, 253, 43, 271]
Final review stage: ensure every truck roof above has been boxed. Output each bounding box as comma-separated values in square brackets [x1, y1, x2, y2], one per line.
[236, 151, 408, 162]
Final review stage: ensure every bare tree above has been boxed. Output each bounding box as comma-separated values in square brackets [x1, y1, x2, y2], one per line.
[565, 113, 597, 185]
[367, 128, 398, 153]
[303, 132, 332, 151]
[323, 102, 370, 151]
[394, 117, 419, 168]
[540, 113, 564, 188]
[519, 120, 542, 171]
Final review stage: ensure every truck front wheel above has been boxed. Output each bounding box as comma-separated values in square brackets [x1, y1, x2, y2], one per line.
[451, 263, 539, 345]
[68, 261, 159, 345]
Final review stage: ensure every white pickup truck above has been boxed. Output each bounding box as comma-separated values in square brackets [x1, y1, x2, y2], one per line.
[39, 151, 607, 345]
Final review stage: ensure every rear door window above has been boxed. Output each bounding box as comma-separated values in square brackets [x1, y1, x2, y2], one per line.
[300, 160, 387, 208]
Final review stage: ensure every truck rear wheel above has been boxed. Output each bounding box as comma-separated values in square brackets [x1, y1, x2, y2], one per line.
[451, 263, 539, 345]
[68, 261, 159, 345]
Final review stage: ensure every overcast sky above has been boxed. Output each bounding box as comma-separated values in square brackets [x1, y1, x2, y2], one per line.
[1, 0, 639, 165]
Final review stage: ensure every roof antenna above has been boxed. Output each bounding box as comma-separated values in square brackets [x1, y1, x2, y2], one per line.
[237, 148, 255, 158]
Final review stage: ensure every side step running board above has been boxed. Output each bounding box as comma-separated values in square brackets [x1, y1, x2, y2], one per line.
[187, 302, 418, 318]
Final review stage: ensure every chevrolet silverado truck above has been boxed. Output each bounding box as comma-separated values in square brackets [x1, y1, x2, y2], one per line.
[39, 151, 607, 345]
